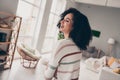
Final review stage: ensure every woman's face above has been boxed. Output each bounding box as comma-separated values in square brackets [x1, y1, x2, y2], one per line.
[60, 13, 73, 34]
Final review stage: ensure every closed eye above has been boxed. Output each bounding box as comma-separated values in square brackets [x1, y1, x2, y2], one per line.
[64, 18, 72, 23]
[64, 19, 69, 22]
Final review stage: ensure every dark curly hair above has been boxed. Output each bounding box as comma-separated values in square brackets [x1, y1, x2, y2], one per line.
[57, 8, 92, 50]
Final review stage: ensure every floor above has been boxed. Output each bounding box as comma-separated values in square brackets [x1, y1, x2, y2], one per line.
[0, 54, 100, 80]
[0, 68, 10, 80]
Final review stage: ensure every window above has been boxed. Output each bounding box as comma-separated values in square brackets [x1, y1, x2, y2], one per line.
[41, 13, 59, 53]
[41, 0, 66, 53]
[15, 0, 42, 59]
[16, 0, 41, 45]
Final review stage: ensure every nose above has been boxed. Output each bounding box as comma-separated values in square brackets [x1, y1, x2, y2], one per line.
[60, 20, 64, 24]
[60, 20, 64, 25]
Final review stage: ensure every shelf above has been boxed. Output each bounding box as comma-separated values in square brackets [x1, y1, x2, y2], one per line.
[0, 54, 8, 60]
[0, 61, 6, 66]
[0, 42, 11, 44]
[0, 27, 13, 31]
[0, 11, 22, 70]
[4, 64, 10, 69]
[0, 61, 10, 70]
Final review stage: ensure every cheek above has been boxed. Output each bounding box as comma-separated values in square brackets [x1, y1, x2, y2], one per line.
[60, 23, 73, 32]
[65, 24, 73, 32]
[67, 23, 73, 30]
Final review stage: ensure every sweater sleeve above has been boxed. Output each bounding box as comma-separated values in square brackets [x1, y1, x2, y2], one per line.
[44, 40, 64, 79]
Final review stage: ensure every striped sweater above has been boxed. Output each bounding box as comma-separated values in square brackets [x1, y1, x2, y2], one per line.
[45, 38, 82, 80]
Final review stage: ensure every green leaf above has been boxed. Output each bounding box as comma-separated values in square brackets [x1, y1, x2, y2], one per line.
[58, 32, 64, 40]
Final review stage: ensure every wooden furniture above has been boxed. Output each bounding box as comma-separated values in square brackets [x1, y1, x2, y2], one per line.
[0, 12, 22, 70]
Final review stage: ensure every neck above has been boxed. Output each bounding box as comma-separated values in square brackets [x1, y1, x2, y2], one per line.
[64, 33, 69, 39]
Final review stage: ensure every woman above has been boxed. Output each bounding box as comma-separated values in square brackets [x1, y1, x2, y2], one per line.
[44, 8, 92, 80]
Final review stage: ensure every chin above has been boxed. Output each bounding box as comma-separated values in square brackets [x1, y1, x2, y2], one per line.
[59, 29, 63, 32]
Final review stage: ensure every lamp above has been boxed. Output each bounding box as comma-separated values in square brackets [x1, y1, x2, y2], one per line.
[107, 38, 115, 45]
[107, 38, 115, 56]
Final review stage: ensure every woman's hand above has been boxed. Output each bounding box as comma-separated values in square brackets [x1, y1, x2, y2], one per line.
[41, 58, 49, 66]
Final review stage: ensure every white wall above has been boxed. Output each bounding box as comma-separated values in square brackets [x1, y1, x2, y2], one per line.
[66, 1, 120, 58]
[0, 0, 19, 51]
[0, 0, 19, 14]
